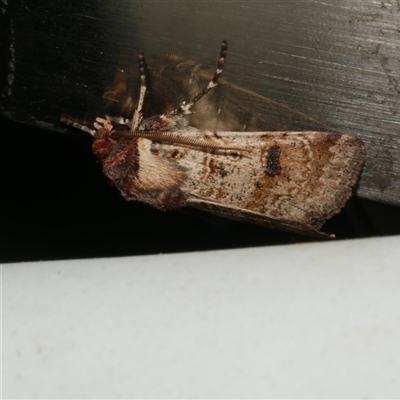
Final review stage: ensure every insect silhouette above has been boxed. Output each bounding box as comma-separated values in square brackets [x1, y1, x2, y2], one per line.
[61, 40, 366, 238]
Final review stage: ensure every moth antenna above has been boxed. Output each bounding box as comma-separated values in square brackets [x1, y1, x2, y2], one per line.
[131, 51, 147, 132]
[170, 40, 228, 116]
[60, 116, 95, 136]
[112, 129, 248, 153]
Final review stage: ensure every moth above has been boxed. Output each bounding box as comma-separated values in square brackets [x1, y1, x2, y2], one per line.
[62, 40, 366, 238]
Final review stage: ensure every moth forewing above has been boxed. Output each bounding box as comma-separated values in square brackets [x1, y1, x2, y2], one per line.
[150, 130, 366, 238]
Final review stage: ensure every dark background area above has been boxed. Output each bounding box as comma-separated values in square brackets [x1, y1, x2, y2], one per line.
[2, 115, 400, 263]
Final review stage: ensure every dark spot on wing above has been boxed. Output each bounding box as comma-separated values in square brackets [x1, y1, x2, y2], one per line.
[266, 145, 282, 176]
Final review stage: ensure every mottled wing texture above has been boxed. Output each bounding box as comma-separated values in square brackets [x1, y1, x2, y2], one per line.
[150, 130, 366, 237]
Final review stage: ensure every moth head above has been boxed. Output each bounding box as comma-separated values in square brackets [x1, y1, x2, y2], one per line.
[92, 128, 118, 161]
[93, 127, 113, 141]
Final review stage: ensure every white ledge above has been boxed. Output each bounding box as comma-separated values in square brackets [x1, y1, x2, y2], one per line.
[2, 235, 400, 398]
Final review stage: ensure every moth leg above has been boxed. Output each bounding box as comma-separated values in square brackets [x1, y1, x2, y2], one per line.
[136, 40, 227, 131]
[60, 116, 96, 136]
[131, 51, 147, 132]
[104, 115, 131, 126]
[170, 39, 228, 116]
[94, 117, 114, 132]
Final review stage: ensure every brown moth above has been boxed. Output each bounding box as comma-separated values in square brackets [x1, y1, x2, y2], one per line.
[62, 40, 366, 238]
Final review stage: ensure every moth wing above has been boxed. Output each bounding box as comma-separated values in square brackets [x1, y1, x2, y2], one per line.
[151, 131, 366, 237]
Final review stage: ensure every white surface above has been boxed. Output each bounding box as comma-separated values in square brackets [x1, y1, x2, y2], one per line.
[2, 236, 400, 398]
